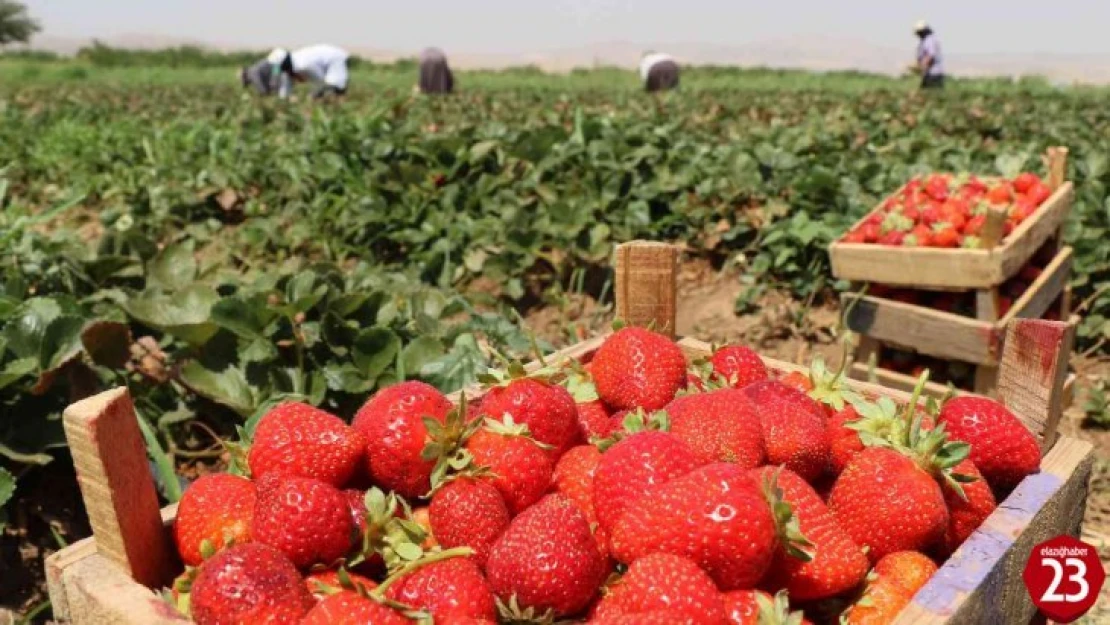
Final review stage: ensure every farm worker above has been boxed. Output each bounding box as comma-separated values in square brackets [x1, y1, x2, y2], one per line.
[240, 58, 277, 95]
[265, 44, 351, 99]
[418, 47, 454, 94]
[913, 21, 945, 89]
[639, 51, 680, 92]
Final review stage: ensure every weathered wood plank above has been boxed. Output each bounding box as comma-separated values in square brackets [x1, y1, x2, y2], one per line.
[894, 436, 1094, 624]
[995, 319, 1076, 450]
[848, 361, 960, 400]
[54, 553, 190, 625]
[62, 388, 179, 589]
[614, 241, 678, 337]
[840, 294, 996, 365]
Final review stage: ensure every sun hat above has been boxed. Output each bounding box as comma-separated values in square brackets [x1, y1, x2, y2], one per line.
[913, 20, 929, 34]
[267, 48, 289, 65]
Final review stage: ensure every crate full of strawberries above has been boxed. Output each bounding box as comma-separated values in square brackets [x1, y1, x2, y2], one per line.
[48, 320, 1093, 625]
[828, 147, 1073, 289]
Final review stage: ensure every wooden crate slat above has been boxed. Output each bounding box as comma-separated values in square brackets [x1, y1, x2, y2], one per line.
[999, 246, 1074, 325]
[841, 294, 996, 365]
[848, 361, 958, 400]
[995, 183, 1074, 283]
[894, 436, 1095, 624]
[995, 318, 1076, 451]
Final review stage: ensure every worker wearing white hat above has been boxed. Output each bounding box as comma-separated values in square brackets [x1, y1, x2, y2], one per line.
[913, 20, 945, 89]
[246, 44, 350, 99]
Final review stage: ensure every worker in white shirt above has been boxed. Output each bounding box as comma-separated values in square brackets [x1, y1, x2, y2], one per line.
[260, 44, 350, 99]
[418, 47, 454, 94]
[639, 51, 679, 92]
[912, 21, 945, 89]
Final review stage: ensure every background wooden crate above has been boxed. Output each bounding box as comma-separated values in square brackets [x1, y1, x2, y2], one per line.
[44, 242, 1094, 625]
[828, 147, 1073, 290]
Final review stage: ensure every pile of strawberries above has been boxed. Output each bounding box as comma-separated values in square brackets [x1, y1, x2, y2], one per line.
[168, 326, 1043, 624]
[840, 171, 1053, 247]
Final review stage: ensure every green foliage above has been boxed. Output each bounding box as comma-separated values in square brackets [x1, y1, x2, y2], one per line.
[0, 0, 38, 45]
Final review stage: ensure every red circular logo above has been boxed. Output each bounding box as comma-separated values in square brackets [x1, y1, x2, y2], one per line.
[1022, 535, 1105, 623]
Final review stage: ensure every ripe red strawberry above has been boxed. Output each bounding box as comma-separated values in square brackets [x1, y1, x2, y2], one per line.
[592, 553, 726, 624]
[251, 474, 354, 569]
[304, 568, 377, 599]
[709, 345, 768, 389]
[905, 224, 933, 247]
[247, 402, 365, 487]
[352, 381, 453, 499]
[610, 463, 780, 590]
[429, 477, 511, 569]
[479, 377, 581, 459]
[1012, 172, 1039, 194]
[591, 327, 687, 411]
[189, 543, 314, 625]
[577, 399, 619, 440]
[931, 224, 960, 248]
[841, 551, 937, 625]
[464, 419, 553, 515]
[553, 445, 603, 527]
[385, 557, 497, 621]
[935, 459, 997, 558]
[486, 494, 606, 617]
[878, 230, 906, 246]
[593, 431, 702, 535]
[924, 175, 949, 201]
[174, 474, 256, 566]
[937, 396, 1040, 491]
[1026, 181, 1052, 205]
[829, 447, 948, 563]
[860, 223, 880, 243]
[827, 405, 866, 475]
[963, 214, 986, 236]
[722, 590, 770, 625]
[664, 389, 765, 467]
[300, 591, 410, 625]
[342, 488, 369, 533]
[778, 371, 813, 393]
[750, 467, 868, 600]
[842, 230, 867, 244]
[742, 380, 830, 481]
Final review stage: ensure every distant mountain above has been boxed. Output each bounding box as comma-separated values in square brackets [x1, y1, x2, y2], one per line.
[13, 33, 1110, 84]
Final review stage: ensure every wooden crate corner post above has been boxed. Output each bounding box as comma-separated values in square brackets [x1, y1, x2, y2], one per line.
[62, 387, 179, 589]
[994, 318, 1075, 451]
[614, 240, 679, 338]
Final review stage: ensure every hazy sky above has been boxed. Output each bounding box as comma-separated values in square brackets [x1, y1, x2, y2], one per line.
[23, 1, 1110, 56]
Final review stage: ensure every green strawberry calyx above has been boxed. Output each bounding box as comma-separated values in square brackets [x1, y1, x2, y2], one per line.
[756, 590, 809, 625]
[496, 594, 556, 624]
[371, 545, 474, 600]
[423, 393, 484, 490]
[760, 468, 814, 563]
[591, 408, 670, 452]
[806, 349, 865, 412]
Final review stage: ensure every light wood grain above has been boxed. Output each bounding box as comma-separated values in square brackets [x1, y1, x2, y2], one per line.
[894, 436, 1094, 624]
[52, 553, 190, 625]
[995, 318, 1076, 450]
[614, 241, 678, 338]
[999, 247, 1073, 326]
[847, 361, 963, 400]
[840, 294, 997, 365]
[1046, 146, 1069, 191]
[62, 388, 179, 589]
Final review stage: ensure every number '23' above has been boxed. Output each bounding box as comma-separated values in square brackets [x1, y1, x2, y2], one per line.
[1041, 558, 1090, 603]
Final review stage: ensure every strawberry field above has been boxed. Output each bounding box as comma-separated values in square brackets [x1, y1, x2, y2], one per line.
[2, 64, 1110, 621]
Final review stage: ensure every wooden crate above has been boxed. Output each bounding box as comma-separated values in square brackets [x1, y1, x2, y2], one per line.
[45, 241, 1094, 625]
[828, 147, 1073, 290]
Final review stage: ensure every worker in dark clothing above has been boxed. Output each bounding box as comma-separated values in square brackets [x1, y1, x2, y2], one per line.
[418, 47, 454, 94]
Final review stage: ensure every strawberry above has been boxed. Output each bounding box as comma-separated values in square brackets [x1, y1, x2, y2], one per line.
[841, 230, 867, 244]
[742, 380, 830, 481]
[936, 459, 996, 559]
[878, 230, 906, 246]
[610, 463, 783, 591]
[486, 494, 606, 617]
[841, 551, 937, 624]
[591, 327, 687, 411]
[963, 214, 986, 236]
[709, 344, 768, 389]
[174, 474, 256, 566]
[352, 380, 453, 499]
[860, 223, 880, 243]
[300, 591, 410, 625]
[664, 389, 765, 467]
[987, 184, 1012, 205]
[593, 553, 726, 624]
[924, 175, 949, 201]
[827, 405, 866, 475]
[593, 431, 702, 535]
[553, 445, 607, 552]
[385, 557, 497, 621]
[1026, 181, 1052, 205]
[750, 467, 868, 601]
[304, 568, 377, 599]
[478, 376, 581, 459]
[830, 396, 937, 475]
[722, 590, 770, 625]
[342, 489, 369, 532]
[578, 399, 619, 440]
[930, 224, 960, 248]
[778, 371, 813, 393]
[1012, 172, 1039, 194]
[829, 445, 950, 563]
[251, 474, 354, 569]
[247, 402, 365, 487]
[937, 396, 1040, 491]
[189, 543, 314, 625]
[411, 506, 437, 549]
[465, 418, 553, 515]
[429, 477, 511, 569]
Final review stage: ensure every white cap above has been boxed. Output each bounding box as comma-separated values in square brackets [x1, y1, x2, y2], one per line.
[267, 48, 288, 65]
[913, 20, 929, 33]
